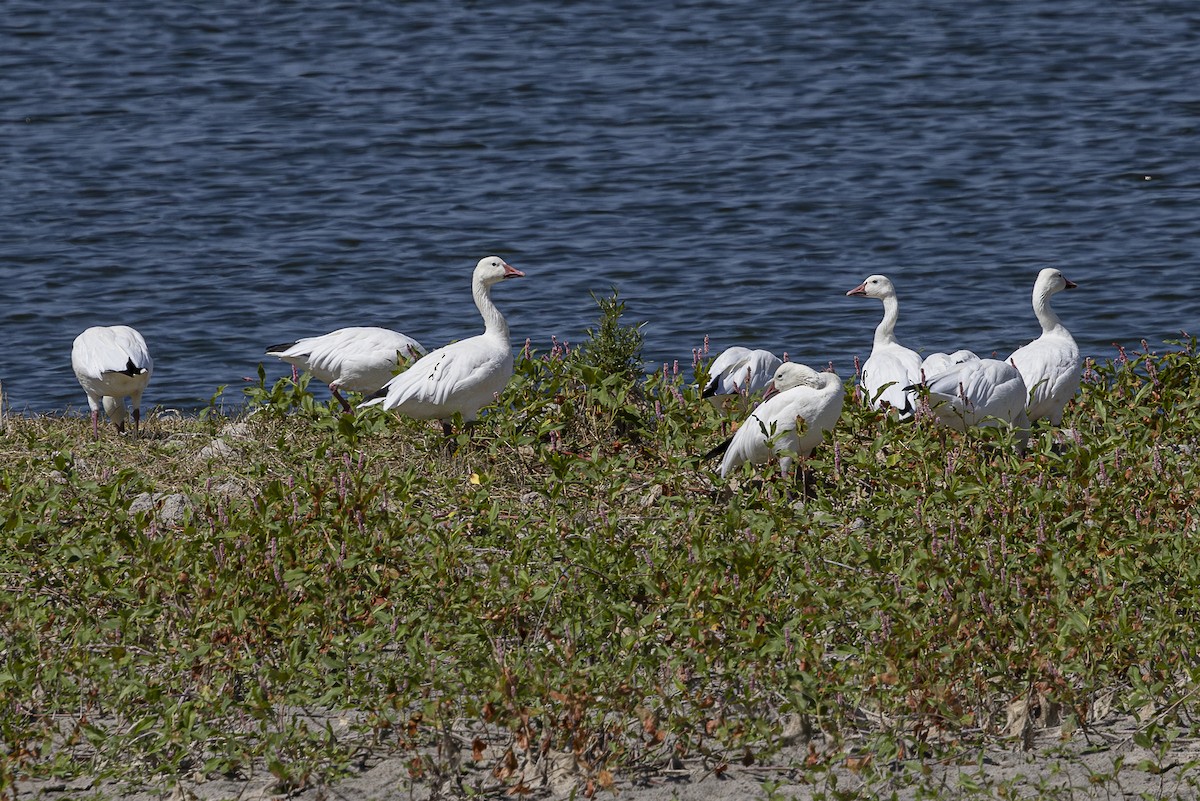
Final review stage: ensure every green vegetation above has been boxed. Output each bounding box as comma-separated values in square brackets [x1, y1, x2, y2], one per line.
[2, 300, 1199, 799]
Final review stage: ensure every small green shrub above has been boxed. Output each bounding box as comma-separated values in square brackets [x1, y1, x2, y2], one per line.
[575, 289, 645, 385]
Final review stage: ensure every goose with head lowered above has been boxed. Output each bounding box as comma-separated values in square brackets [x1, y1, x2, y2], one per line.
[709, 362, 845, 478]
[266, 327, 426, 413]
[907, 351, 1030, 443]
[361, 256, 525, 434]
[846, 274, 923, 415]
[1006, 268, 1080, 426]
[701, 346, 783, 399]
[71, 325, 154, 438]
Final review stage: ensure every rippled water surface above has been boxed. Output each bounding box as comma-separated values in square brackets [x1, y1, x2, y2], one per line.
[2, 1, 1198, 412]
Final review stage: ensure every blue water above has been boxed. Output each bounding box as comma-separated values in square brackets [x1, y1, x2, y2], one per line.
[2, 1, 1198, 413]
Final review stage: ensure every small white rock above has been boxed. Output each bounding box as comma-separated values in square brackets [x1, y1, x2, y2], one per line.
[198, 439, 235, 460]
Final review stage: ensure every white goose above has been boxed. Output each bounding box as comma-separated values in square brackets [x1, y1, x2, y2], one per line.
[361, 256, 524, 433]
[701, 346, 783, 399]
[266, 327, 426, 413]
[71, 325, 154, 438]
[919, 349, 979, 381]
[1006, 268, 1080, 425]
[910, 352, 1030, 436]
[846, 275, 923, 415]
[713, 362, 845, 478]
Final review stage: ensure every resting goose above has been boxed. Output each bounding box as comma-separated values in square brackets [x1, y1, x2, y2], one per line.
[711, 362, 845, 478]
[701, 346, 783, 399]
[910, 352, 1030, 439]
[919, 349, 979, 381]
[267, 327, 426, 413]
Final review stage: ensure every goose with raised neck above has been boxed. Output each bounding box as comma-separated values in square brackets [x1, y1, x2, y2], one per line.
[361, 256, 525, 434]
[1006, 268, 1080, 425]
[846, 274, 922, 415]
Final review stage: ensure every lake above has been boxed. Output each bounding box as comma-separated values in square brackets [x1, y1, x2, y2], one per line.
[2, 0, 1197, 413]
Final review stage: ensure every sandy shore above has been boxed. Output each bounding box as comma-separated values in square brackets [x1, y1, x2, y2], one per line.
[18, 698, 1200, 800]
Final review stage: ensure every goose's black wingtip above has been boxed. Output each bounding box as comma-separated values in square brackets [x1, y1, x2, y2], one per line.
[108, 358, 149, 377]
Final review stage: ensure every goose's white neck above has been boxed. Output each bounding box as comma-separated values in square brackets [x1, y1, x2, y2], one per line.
[1032, 285, 1065, 335]
[474, 276, 509, 340]
[874, 295, 902, 347]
